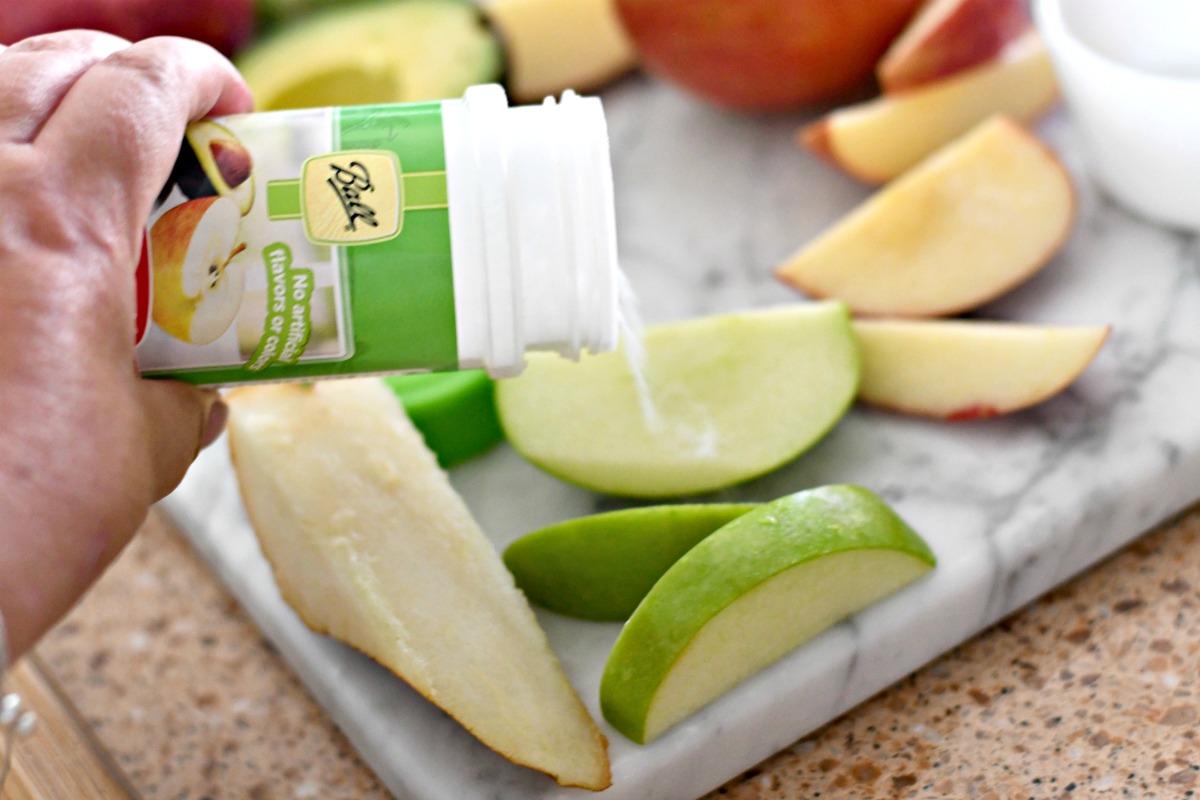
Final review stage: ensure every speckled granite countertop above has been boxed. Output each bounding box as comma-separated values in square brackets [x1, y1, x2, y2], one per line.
[28, 502, 1200, 799]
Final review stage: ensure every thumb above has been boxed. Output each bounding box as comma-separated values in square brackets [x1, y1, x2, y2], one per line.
[135, 380, 226, 501]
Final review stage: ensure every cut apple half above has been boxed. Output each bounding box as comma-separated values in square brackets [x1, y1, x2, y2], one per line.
[801, 30, 1057, 183]
[599, 485, 935, 744]
[777, 116, 1075, 318]
[495, 302, 860, 498]
[878, 0, 1032, 93]
[854, 319, 1110, 420]
[150, 195, 247, 345]
[227, 380, 611, 790]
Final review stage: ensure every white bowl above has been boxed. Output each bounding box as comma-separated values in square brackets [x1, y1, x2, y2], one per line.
[1033, 0, 1200, 230]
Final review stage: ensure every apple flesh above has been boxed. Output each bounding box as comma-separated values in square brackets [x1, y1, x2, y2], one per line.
[495, 302, 861, 498]
[504, 504, 758, 621]
[480, 0, 638, 103]
[599, 485, 935, 744]
[777, 116, 1075, 318]
[615, 0, 923, 112]
[802, 31, 1058, 183]
[853, 319, 1110, 420]
[0, 0, 255, 55]
[149, 196, 247, 345]
[226, 380, 611, 790]
[877, 0, 1032, 93]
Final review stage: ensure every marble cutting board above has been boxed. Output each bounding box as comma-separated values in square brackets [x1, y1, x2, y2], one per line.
[160, 75, 1200, 800]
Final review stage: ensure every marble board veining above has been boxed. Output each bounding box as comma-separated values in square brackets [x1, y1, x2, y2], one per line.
[160, 75, 1200, 800]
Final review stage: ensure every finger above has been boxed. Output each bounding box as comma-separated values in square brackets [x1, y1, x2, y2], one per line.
[135, 380, 223, 501]
[0, 30, 131, 142]
[37, 36, 252, 241]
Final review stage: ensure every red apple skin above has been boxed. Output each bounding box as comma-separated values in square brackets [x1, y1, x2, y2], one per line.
[615, 0, 924, 112]
[878, 0, 1031, 93]
[946, 404, 1001, 422]
[0, 0, 256, 56]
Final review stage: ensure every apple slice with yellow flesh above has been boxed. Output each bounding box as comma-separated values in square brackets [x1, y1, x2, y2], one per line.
[480, 0, 638, 103]
[877, 0, 1032, 93]
[777, 116, 1075, 318]
[504, 503, 758, 621]
[226, 379, 610, 790]
[802, 30, 1057, 184]
[599, 485, 936, 744]
[496, 302, 860, 498]
[854, 319, 1110, 420]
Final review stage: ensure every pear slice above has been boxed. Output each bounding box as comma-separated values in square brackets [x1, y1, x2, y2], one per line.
[777, 116, 1075, 318]
[480, 0, 638, 102]
[226, 380, 610, 790]
[854, 319, 1110, 419]
[599, 485, 936, 744]
[495, 302, 860, 498]
[802, 31, 1057, 183]
[504, 504, 758, 621]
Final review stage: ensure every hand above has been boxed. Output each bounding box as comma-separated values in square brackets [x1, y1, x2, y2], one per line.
[0, 31, 253, 659]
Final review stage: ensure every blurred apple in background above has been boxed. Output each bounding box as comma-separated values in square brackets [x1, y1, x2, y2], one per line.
[0, 0, 256, 55]
[614, 0, 923, 112]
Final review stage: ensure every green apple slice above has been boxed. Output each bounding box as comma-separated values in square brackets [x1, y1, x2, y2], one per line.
[383, 370, 503, 468]
[495, 302, 860, 498]
[504, 503, 758, 621]
[599, 485, 935, 744]
[226, 379, 610, 789]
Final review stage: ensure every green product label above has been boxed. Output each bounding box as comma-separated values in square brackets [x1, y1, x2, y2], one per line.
[247, 244, 313, 371]
[135, 103, 458, 385]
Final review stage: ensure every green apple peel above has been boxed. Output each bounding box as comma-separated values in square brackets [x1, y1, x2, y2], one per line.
[135, 84, 620, 385]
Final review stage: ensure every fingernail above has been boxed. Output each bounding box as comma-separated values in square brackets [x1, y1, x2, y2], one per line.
[200, 394, 228, 450]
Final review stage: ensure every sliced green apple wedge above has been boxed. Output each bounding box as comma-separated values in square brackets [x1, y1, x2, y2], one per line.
[495, 302, 860, 498]
[504, 503, 758, 621]
[226, 379, 610, 790]
[854, 319, 1110, 420]
[599, 485, 935, 744]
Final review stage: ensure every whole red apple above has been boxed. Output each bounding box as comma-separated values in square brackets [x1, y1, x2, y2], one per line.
[0, 0, 256, 56]
[616, 0, 924, 112]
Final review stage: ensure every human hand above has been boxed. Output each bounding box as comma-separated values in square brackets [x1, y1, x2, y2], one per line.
[0, 31, 252, 659]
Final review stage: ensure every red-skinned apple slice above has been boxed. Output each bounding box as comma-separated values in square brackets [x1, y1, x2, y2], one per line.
[801, 31, 1057, 184]
[877, 0, 1032, 93]
[853, 319, 1110, 420]
[777, 116, 1075, 318]
[150, 196, 247, 345]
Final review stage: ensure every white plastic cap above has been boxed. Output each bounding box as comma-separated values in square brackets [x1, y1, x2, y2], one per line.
[444, 84, 620, 377]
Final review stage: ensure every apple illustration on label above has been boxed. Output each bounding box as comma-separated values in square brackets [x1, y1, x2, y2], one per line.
[150, 196, 247, 345]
